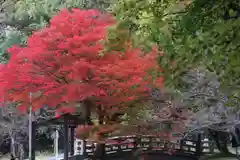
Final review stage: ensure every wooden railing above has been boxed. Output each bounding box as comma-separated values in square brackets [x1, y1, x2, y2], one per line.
[74, 135, 212, 158]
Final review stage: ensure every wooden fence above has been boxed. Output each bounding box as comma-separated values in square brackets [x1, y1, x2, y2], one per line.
[73, 135, 219, 159]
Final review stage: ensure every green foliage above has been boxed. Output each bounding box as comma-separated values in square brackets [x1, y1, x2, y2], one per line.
[10, 0, 111, 30]
[109, 0, 240, 96]
[0, 26, 26, 63]
[0, 0, 112, 63]
[177, 0, 240, 94]
[109, 0, 192, 86]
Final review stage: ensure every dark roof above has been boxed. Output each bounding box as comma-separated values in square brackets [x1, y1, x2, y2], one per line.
[36, 113, 85, 127]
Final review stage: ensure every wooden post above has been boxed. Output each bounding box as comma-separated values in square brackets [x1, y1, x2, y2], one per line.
[70, 127, 75, 156]
[28, 92, 33, 160]
[54, 129, 59, 160]
[94, 143, 105, 160]
[196, 134, 202, 157]
[64, 116, 69, 160]
[81, 140, 87, 157]
[31, 121, 36, 160]
[180, 139, 184, 150]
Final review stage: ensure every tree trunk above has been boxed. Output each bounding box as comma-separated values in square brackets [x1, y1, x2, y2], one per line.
[98, 105, 104, 125]
[10, 135, 16, 157]
[90, 106, 105, 160]
[209, 130, 230, 154]
[82, 100, 93, 125]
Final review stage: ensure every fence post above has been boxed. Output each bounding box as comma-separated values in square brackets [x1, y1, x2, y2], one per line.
[70, 127, 75, 156]
[93, 143, 105, 160]
[196, 134, 202, 157]
[148, 136, 152, 151]
[30, 121, 36, 160]
[54, 129, 59, 160]
[180, 139, 184, 150]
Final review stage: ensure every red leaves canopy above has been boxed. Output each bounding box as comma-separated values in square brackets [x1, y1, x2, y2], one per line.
[0, 9, 163, 113]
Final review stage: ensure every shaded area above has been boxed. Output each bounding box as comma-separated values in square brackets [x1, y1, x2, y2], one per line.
[68, 152, 198, 160]
[140, 154, 198, 160]
[32, 113, 86, 160]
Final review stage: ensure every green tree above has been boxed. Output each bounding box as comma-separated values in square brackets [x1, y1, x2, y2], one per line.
[109, 0, 240, 96]
[2, 0, 111, 28]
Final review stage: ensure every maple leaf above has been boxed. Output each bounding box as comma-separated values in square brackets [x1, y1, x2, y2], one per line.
[0, 9, 164, 141]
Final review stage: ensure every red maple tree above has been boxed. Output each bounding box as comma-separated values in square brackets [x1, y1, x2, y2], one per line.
[0, 9, 164, 140]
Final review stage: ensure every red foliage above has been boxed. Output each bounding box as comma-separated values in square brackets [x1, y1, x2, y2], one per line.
[0, 9, 163, 114]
